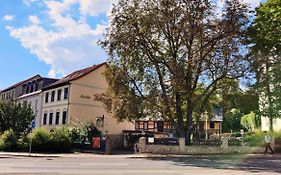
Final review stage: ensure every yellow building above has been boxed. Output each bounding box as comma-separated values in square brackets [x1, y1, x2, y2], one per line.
[41, 63, 134, 136]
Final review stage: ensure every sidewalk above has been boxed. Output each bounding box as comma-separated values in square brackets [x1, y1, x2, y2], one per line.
[0, 151, 151, 158]
[1, 151, 280, 159]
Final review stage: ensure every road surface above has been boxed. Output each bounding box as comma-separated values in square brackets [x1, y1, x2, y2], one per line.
[0, 153, 280, 175]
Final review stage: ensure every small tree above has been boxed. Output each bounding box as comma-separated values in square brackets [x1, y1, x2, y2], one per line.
[241, 112, 258, 132]
[0, 101, 35, 135]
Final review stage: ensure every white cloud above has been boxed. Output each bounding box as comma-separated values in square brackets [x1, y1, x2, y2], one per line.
[28, 15, 41, 25]
[8, 0, 114, 78]
[22, 0, 39, 6]
[3, 15, 15, 21]
[241, 0, 262, 8]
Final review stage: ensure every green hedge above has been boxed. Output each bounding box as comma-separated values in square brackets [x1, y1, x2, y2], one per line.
[0, 123, 101, 153]
[0, 129, 17, 151]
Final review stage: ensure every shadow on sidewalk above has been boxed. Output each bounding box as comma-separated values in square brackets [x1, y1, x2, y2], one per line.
[142, 154, 281, 174]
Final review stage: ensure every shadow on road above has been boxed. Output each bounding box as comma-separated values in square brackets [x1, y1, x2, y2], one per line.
[143, 154, 281, 174]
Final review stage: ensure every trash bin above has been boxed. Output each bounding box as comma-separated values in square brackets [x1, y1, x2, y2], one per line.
[100, 138, 106, 152]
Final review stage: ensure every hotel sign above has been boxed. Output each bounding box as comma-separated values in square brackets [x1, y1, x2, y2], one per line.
[80, 95, 91, 99]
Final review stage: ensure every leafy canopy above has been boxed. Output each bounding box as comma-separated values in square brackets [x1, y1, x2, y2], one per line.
[98, 0, 250, 139]
[0, 101, 35, 135]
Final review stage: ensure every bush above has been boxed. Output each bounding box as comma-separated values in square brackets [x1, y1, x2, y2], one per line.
[243, 130, 265, 146]
[50, 127, 72, 152]
[272, 131, 281, 138]
[17, 133, 30, 151]
[0, 129, 18, 151]
[30, 128, 51, 152]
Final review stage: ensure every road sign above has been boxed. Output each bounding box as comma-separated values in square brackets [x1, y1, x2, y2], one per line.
[31, 120, 36, 129]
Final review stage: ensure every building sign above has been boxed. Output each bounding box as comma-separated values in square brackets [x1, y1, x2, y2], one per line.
[80, 95, 91, 99]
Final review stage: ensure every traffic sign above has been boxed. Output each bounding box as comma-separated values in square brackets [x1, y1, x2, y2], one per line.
[31, 120, 36, 129]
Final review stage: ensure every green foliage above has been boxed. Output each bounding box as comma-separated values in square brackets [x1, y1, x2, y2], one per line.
[271, 131, 281, 139]
[248, 0, 281, 55]
[247, 0, 281, 131]
[0, 129, 17, 151]
[0, 122, 101, 153]
[50, 127, 72, 152]
[83, 122, 102, 142]
[241, 112, 259, 131]
[222, 108, 243, 132]
[30, 128, 51, 152]
[243, 131, 265, 146]
[0, 101, 35, 135]
[98, 0, 250, 141]
[17, 133, 30, 151]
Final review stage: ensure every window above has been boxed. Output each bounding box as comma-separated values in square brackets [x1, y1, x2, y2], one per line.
[51, 91, 55, 102]
[35, 100, 38, 110]
[64, 87, 69, 100]
[34, 83, 38, 91]
[62, 111, 67, 124]
[49, 112, 53, 125]
[45, 92, 49, 103]
[57, 89, 62, 101]
[55, 112, 60, 125]
[143, 122, 148, 131]
[43, 113, 47, 125]
[30, 83, 34, 93]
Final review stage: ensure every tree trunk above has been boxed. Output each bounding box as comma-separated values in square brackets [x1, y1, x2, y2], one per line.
[186, 106, 193, 145]
[175, 92, 185, 137]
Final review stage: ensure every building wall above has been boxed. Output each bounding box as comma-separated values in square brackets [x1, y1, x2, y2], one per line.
[41, 85, 70, 128]
[18, 91, 42, 128]
[0, 89, 16, 102]
[261, 117, 281, 131]
[69, 65, 134, 135]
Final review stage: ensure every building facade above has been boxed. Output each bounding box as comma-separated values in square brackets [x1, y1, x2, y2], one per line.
[41, 63, 134, 135]
[0, 75, 58, 127]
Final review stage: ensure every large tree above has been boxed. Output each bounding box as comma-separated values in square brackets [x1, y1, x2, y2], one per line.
[0, 101, 35, 135]
[247, 0, 281, 131]
[98, 0, 249, 142]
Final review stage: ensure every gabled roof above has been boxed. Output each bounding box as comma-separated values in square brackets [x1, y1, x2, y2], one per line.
[43, 62, 106, 90]
[1, 74, 42, 92]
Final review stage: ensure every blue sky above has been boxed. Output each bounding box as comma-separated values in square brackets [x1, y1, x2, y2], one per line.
[0, 0, 263, 90]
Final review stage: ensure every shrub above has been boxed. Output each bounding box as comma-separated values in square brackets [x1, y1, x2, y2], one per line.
[30, 128, 51, 152]
[50, 127, 72, 152]
[0, 129, 18, 151]
[17, 133, 30, 151]
[272, 131, 281, 138]
[243, 130, 265, 146]
[83, 122, 102, 142]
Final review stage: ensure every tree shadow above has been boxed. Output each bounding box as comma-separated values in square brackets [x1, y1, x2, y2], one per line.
[143, 154, 281, 174]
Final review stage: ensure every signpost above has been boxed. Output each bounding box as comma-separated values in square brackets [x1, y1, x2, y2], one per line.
[29, 120, 36, 156]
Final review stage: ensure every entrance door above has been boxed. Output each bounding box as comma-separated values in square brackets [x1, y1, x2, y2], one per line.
[157, 121, 164, 132]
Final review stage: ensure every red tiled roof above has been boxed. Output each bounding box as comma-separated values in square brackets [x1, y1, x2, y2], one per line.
[1, 74, 41, 92]
[43, 62, 106, 90]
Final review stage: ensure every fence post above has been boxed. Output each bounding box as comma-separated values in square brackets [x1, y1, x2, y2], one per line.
[179, 137, 185, 152]
[221, 137, 228, 149]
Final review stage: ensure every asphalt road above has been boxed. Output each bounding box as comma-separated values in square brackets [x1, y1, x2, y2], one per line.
[0, 153, 280, 175]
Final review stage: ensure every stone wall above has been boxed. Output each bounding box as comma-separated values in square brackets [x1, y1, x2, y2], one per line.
[138, 137, 263, 154]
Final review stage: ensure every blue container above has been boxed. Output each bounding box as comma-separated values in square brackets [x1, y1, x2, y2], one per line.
[100, 138, 106, 152]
